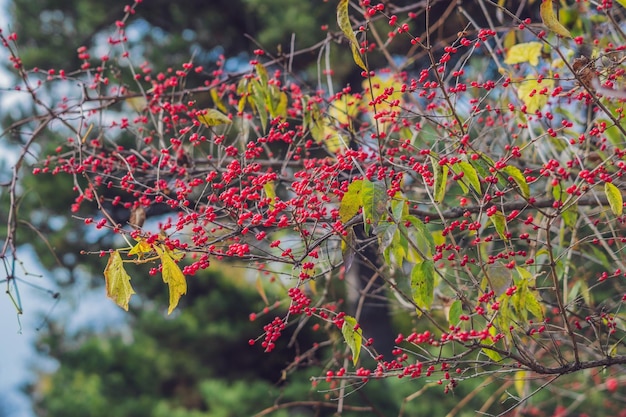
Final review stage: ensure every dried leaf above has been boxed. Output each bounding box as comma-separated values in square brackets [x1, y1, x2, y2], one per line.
[104, 250, 135, 311]
[128, 206, 146, 229]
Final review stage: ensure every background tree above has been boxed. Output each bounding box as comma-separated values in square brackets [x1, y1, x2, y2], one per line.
[3, 0, 626, 416]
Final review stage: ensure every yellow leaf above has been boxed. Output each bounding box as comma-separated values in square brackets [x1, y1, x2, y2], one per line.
[156, 245, 187, 314]
[504, 42, 543, 67]
[126, 96, 147, 112]
[339, 179, 364, 223]
[104, 251, 135, 311]
[540, 0, 572, 38]
[618, 0, 626, 8]
[128, 238, 152, 257]
[605, 182, 623, 216]
[210, 89, 228, 114]
[255, 275, 269, 305]
[337, 0, 367, 70]
[515, 371, 527, 398]
[197, 108, 232, 127]
[517, 75, 554, 114]
[263, 181, 276, 210]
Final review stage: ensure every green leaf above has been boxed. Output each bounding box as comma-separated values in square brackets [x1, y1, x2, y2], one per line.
[404, 214, 435, 257]
[552, 181, 564, 202]
[482, 327, 503, 362]
[490, 210, 508, 241]
[337, 0, 367, 70]
[503, 165, 530, 199]
[339, 179, 364, 223]
[341, 315, 363, 366]
[482, 347, 502, 362]
[361, 179, 387, 234]
[448, 300, 463, 326]
[496, 295, 512, 336]
[104, 250, 135, 311]
[431, 156, 449, 203]
[411, 260, 435, 315]
[342, 227, 356, 272]
[250, 80, 269, 132]
[605, 182, 623, 216]
[562, 205, 578, 229]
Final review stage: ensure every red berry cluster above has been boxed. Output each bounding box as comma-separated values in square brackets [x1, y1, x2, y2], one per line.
[287, 287, 312, 315]
[261, 316, 285, 352]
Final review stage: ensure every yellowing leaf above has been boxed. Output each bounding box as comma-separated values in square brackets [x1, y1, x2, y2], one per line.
[605, 182, 623, 216]
[540, 0, 572, 38]
[156, 245, 187, 314]
[618, 0, 626, 8]
[431, 156, 449, 203]
[503, 165, 530, 198]
[337, 0, 367, 70]
[517, 75, 554, 114]
[104, 250, 135, 311]
[339, 179, 364, 223]
[411, 260, 435, 315]
[456, 161, 482, 194]
[490, 210, 508, 241]
[197, 108, 232, 127]
[361, 179, 387, 234]
[524, 287, 545, 319]
[341, 315, 363, 366]
[504, 42, 543, 67]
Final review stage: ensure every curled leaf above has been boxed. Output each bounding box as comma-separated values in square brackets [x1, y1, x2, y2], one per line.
[104, 250, 135, 311]
[540, 0, 572, 38]
[337, 0, 367, 70]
